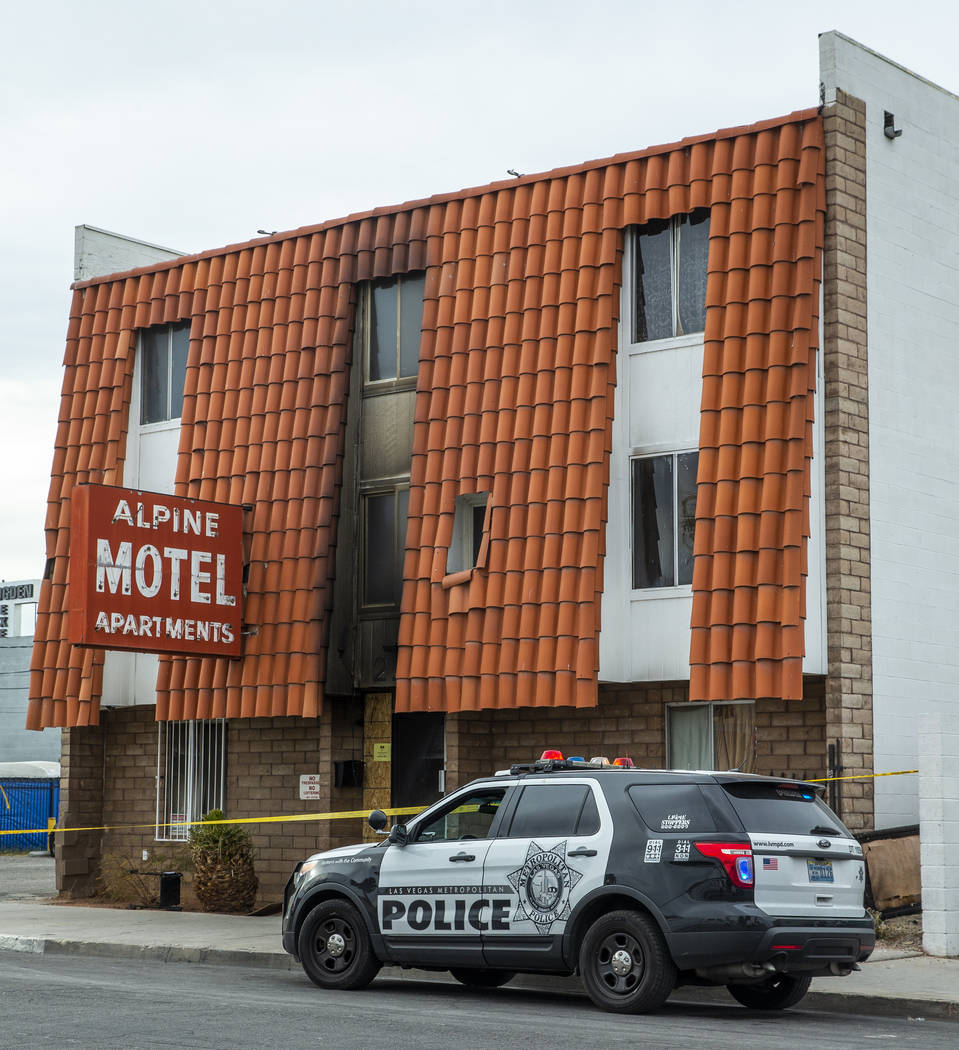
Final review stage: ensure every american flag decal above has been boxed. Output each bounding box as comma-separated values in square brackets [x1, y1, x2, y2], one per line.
[763, 857, 779, 870]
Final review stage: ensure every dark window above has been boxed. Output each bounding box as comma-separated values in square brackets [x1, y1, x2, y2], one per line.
[507, 784, 599, 839]
[365, 273, 425, 382]
[634, 210, 710, 343]
[363, 487, 409, 607]
[632, 452, 697, 588]
[141, 322, 190, 424]
[415, 788, 506, 842]
[628, 784, 720, 835]
[722, 783, 851, 837]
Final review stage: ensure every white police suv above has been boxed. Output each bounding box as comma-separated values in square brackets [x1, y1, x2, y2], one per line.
[281, 754, 874, 1014]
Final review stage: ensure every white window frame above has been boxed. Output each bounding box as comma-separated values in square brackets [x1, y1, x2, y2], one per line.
[665, 700, 755, 772]
[156, 719, 227, 842]
[446, 492, 490, 575]
[628, 210, 710, 351]
[139, 321, 190, 426]
[630, 449, 698, 596]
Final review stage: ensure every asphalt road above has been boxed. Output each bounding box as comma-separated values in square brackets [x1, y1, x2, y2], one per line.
[0, 952, 952, 1050]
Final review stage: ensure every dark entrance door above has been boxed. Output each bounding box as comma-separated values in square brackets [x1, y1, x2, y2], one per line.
[391, 712, 445, 808]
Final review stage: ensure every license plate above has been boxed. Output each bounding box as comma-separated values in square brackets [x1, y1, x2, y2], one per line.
[807, 859, 834, 883]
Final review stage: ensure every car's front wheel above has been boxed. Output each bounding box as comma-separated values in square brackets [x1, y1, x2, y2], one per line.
[449, 968, 515, 988]
[297, 900, 381, 990]
[727, 973, 812, 1010]
[578, 910, 676, 1013]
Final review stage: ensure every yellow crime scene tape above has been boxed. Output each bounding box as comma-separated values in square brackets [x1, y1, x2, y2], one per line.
[807, 768, 918, 784]
[0, 806, 423, 839]
[0, 770, 920, 839]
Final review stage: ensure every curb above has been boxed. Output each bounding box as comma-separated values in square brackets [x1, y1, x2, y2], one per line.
[0, 935, 297, 971]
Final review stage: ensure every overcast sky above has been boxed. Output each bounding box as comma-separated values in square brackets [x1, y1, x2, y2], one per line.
[2, 0, 957, 582]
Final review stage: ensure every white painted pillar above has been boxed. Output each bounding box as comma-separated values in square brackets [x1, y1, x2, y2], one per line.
[919, 711, 959, 956]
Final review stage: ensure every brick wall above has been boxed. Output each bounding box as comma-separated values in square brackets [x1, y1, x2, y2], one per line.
[445, 680, 828, 792]
[57, 697, 372, 903]
[56, 725, 104, 897]
[822, 89, 874, 831]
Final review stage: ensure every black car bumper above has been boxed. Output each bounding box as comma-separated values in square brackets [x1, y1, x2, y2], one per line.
[667, 914, 875, 971]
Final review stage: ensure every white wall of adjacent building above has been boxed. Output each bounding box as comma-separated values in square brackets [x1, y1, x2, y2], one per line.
[821, 32, 959, 828]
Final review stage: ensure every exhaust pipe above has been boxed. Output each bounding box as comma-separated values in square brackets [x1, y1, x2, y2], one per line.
[695, 961, 779, 983]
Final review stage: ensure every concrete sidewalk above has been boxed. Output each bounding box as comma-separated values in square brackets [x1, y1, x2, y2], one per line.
[1, 898, 957, 1021]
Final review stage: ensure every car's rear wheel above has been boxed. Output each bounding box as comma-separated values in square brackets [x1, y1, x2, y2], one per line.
[579, 910, 676, 1014]
[449, 968, 515, 988]
[298, 900, 381, 990]
[727, 973, 812, 1010]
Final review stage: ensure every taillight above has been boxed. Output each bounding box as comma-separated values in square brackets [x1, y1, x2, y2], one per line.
[694, 842, 755, 888]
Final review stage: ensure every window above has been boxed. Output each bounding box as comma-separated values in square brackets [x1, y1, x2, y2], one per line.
[632, 452, 697, 589]
[358, 273, 425, 384]
[156, 719, 226, 841]
[363, 487, 409, 607]
[667, 702, 755, 774]
[446, 492, 490, 575]
[633, 209, 709, 343]
[628, 784, 726, 835]
[722, 782, 850, 836]
[415, 788, 506, 842]
[140, 321, 190, 424]
[506, 784, 600, 839]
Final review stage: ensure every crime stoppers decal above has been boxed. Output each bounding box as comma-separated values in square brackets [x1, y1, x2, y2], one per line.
[508, 841, 584, 934]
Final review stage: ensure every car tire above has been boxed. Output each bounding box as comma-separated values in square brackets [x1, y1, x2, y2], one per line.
[297, 899, 381, 990]
[579, 910, 676, 1014]
[727, 973, 812, 1010]
[449, 968, 515, 988]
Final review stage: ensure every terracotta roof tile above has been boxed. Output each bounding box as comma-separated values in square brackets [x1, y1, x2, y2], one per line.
[27, 108, 822, 727]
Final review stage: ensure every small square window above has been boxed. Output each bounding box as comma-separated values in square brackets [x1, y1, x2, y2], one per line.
[446, 493, 490, 575]
[632, 452, 697, 589]
[140, 322, 190, 424]
[633, 210, 709, 343]
[361, 273, 425, 384]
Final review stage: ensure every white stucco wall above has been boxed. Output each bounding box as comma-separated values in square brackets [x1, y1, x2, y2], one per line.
[74, 225, 182, 282]
[100, 324, 181, 709]
[600, 242, 827, 683]
[821, 32, 959, 828]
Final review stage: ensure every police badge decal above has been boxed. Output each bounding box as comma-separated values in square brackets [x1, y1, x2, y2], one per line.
[507, 841, 584, 933]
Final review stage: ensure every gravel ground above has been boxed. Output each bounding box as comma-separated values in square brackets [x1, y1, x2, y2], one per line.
[875, 911, 923, 952]
[0, 851, 56, 899]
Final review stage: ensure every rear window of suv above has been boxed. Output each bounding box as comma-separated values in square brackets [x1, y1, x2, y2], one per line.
[722, 782, 851, 836]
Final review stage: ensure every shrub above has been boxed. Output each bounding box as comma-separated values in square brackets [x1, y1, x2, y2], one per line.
[189, 809, 258, 913]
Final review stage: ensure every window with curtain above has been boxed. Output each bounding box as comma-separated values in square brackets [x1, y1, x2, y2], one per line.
[667, 702, 755, 773]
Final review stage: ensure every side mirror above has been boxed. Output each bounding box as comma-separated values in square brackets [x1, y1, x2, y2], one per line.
[388, 823, 408, 847]
[368, 809, 388, 833]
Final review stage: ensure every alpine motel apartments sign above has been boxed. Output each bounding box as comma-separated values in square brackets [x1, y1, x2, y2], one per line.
[69, 484, 244, 658]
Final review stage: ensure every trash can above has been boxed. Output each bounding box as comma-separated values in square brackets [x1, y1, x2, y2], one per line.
[158, 871, 182, 910]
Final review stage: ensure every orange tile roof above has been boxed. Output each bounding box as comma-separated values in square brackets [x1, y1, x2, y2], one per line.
[26, 108, 824, 728]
